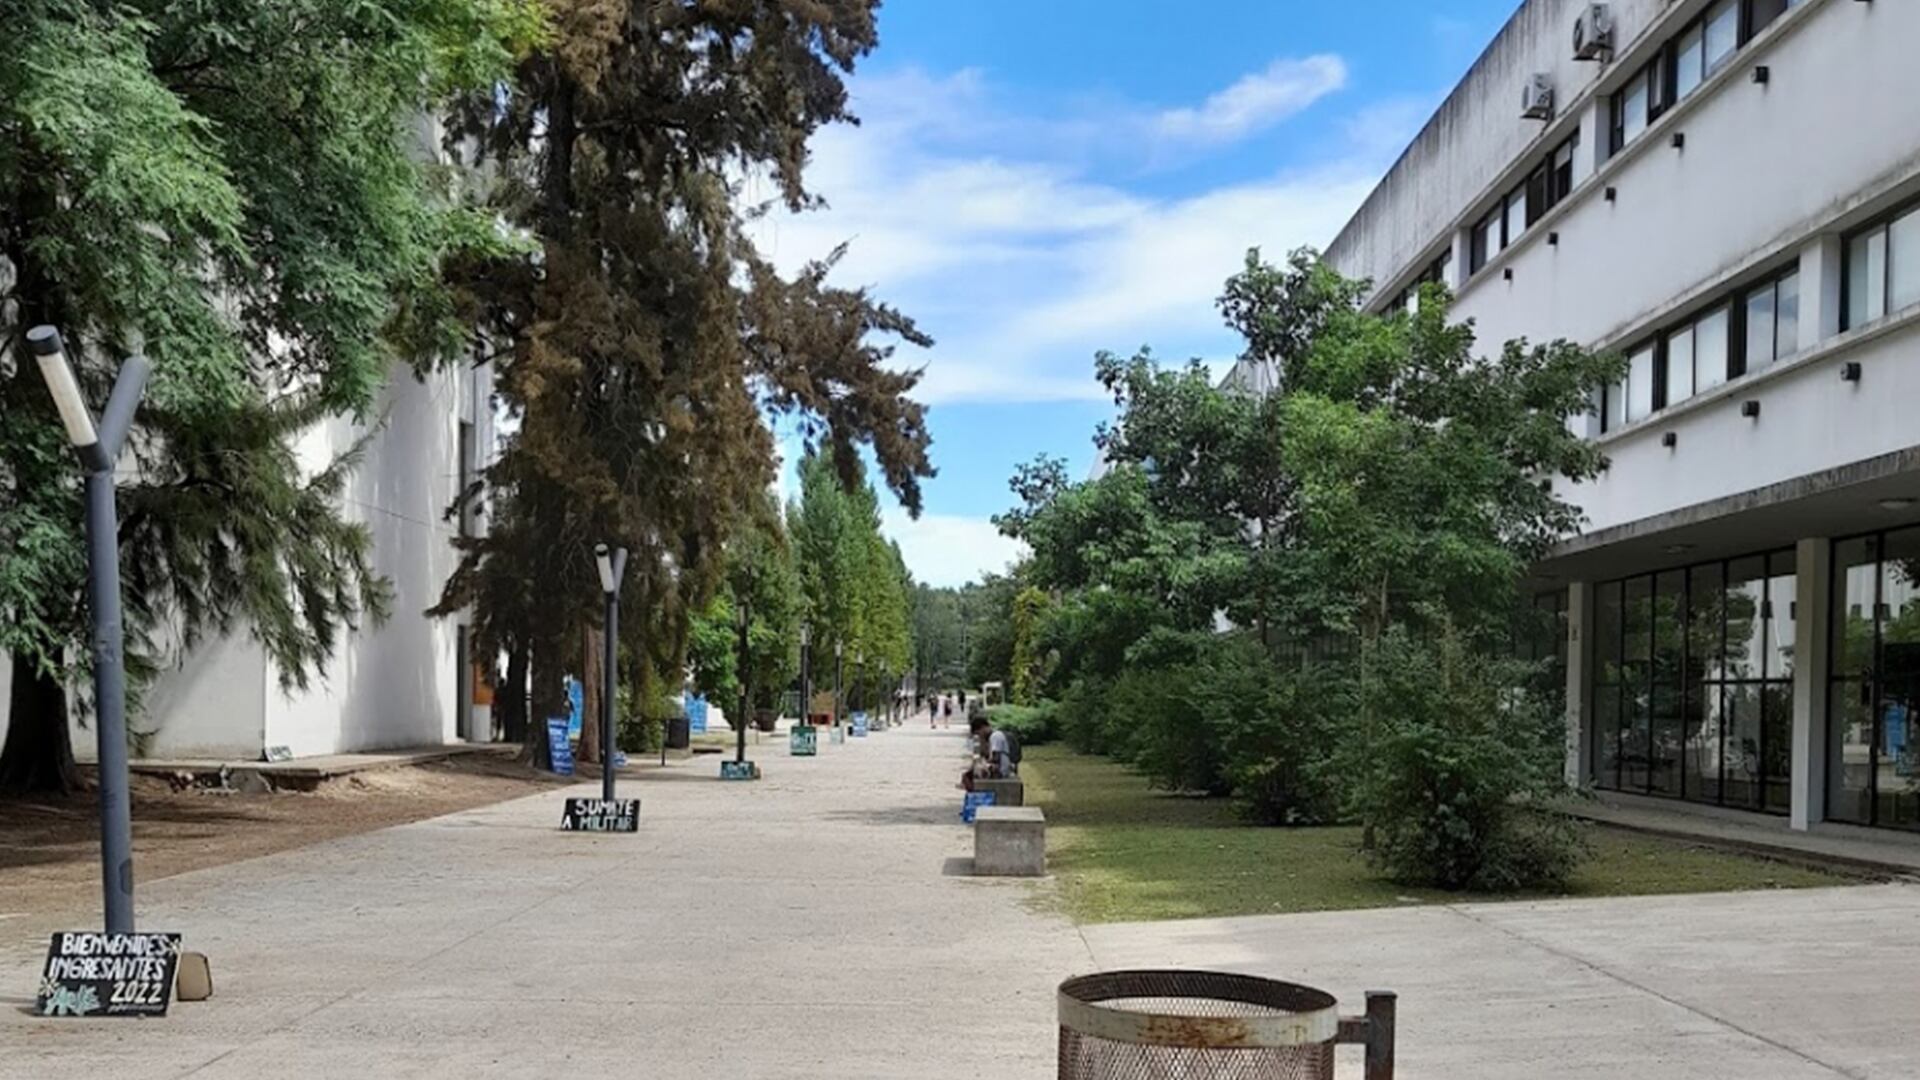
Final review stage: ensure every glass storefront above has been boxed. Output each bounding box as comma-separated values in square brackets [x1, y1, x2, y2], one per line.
[1591, 549, 1796, 812]
[1828, 529, 1920, 829]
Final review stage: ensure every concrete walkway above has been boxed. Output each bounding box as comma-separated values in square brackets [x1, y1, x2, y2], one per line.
[8, 717, 1920, 1077]
[1, 719, 1090, 1078]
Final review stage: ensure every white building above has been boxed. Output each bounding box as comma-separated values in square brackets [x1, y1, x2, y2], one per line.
[0, 358, 494, 762]
[1326, 0, 1920, 834]
[0, 114, 495, 763]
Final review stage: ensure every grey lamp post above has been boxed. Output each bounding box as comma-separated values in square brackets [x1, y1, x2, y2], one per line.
[29, 326, 148, 935]
[799, 623, 811, 727]
[735, 597, 752, 765]
[855, 649, 865, 718]
[833, 640, 844, 731]
[594, 543, 628, 801]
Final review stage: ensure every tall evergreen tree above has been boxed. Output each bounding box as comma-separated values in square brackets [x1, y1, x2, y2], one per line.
[0, 0, 537, 792]
[433, 3, 933, 763]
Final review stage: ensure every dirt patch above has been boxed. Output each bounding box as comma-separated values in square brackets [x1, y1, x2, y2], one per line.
[0, 754, 571, 919]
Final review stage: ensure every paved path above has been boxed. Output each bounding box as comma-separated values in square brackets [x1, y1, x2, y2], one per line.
[1, 719, 1090, 1078]
[8, 716, 1920, 1077]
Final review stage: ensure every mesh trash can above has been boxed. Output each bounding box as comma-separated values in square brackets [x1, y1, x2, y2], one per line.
[1057, 970, 1396, 1080]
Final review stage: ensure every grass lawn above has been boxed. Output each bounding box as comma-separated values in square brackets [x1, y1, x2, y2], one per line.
[1021, 745, 1856, 924]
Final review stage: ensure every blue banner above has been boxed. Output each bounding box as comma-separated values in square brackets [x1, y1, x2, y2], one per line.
[565, 678, 584, 739]
[851, 711, 869, 737]
[547, 718, 574, 776]
[684, 692, 709, 735]
[961, 790, 997, 823]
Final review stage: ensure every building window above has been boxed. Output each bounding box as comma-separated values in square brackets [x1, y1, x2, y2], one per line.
[1594, 550, 1796, 811]
[1844, 205, 1920, 331]
[1741, 268, 1799, 375]
[1626, 344, 1655, 423]
[1504, 185, 1528, 248]
[1613, 0, 1788, 159]
[1829, 528, 1920, 829]
[1470, 208, 1500, 274]
[1382, 249, 1454, 314]
[1704, 0, 1740, 75]
[1746, 0, 1795, 40]
[1611, 63, 1652, 153]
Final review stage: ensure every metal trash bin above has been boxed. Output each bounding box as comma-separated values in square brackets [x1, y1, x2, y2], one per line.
[1057, 970, 1396, 1080]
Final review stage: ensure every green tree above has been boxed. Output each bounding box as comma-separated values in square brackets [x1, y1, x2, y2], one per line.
[688, 494, 802, 716]
[432, 2, 933, 765]
[0, 0, 537, 792]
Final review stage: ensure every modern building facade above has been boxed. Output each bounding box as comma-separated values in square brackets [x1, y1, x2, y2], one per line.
[1326, 0, 1920, 833]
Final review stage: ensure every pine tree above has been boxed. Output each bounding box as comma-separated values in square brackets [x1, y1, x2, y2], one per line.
[432, 2, 933, 764]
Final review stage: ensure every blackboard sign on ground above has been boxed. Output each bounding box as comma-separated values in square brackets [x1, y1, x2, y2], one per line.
[37, 931, 182, 1018]
[560, 797, 639, 832]
[789, 726, 817, 756]
[547, 718, 574, 776]
[720, 760, 761, 780]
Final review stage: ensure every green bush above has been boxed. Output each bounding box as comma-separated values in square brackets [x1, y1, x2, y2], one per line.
[1338, 626, 1585, 892]
[988, 701, 1059, 746]
[1217, 650, 1342, 825]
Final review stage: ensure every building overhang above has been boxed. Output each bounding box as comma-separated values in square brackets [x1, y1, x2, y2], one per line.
[1534, 446, 1920, 584]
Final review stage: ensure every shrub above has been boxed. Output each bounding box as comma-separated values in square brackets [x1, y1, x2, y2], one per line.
[1338, 626, 1585, 892]
[1218, 652, 1343, 825]
[988, 701, 1059, 746]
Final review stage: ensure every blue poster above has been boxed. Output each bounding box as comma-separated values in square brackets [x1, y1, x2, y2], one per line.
[565, 678, 584, 739]
[851, 711, 869, 737]
[547, 718, 575, 776]
[961, 790, 997, 823]
[684, 692, 709, 735]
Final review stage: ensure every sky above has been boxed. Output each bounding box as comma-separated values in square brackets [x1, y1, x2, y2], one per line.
[757, 1, 1521, 588]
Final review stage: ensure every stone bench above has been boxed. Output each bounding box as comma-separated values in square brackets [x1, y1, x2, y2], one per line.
[974, 777, 1024, 807]
[973, 806, 1045, 877]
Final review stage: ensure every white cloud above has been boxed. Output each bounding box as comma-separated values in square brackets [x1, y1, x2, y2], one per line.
[748, 60, 1404, 407]
[883, 510, 1027, 588]
[1155, 55, 1349, 145]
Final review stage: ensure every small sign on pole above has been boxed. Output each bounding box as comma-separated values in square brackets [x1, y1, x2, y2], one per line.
[560, 797, 639, 832]
[547, 718, 574, 776]
[37, 931, 182, 1018]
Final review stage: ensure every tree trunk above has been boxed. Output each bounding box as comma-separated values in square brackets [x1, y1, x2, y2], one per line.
[524, 633, 566, 770]
[578, 622, 603, 766]
[500, 641, 529, 744]
[0, 654, 79, 796]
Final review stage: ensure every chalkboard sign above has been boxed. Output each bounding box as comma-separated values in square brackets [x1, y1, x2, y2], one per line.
[851, 711, 870, 737]
[720, 760, 760, 780]
[560, 797, 639, 832]
[37, 931, 182, 1018]
[961, 790, 997, 823]
[789, 726, 817, 756]
[547, 718, 574, 776]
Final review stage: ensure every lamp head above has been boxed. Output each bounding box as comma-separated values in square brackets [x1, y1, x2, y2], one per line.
[27, 326, 98, 449]
[594, 543, 615, 595]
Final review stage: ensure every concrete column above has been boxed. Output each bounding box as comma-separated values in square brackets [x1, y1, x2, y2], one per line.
[1791, 537, 1831, 830]
[1447, 227, 1471, 292]
[1564, 580, 1593, 788]
[1800, 235, 1844, 352]
[1574, 98, 1607, 183]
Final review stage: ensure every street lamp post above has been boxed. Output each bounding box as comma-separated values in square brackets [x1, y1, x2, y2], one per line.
[30, 326, 149, 934]
[855, 649, 865, 721]
[833, 641, 844, 731]
[594, 544, 628, 801]
[799, 623, 812, 728]
[735, 597, 752, 765]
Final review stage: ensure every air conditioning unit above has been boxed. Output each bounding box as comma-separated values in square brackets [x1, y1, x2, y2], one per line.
[1573, 3, 1615, 61]
[1521, 74, 1555, 120]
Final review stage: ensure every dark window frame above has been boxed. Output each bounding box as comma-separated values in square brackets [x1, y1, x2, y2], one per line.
[1592, 549, 1796, 813]
[1825, 524, 1920, 830]
[1841, 193, 1920, 332]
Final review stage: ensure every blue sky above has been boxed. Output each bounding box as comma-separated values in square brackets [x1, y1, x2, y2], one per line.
[760, 1, 1520, 586]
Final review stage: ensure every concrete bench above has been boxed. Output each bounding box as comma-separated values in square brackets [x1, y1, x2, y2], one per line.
[973, 806, 1045, 877]
[974, 777, 1024, 807]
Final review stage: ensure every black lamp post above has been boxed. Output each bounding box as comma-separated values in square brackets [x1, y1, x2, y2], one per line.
[855, 648, 865, 720]
[594, 544, 628, 801]
[833, 640, 844, 731]
[31, 327, 148, 934]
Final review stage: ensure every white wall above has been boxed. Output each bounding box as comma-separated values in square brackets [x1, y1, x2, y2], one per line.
[1327, 0, 1669, 294]
[263, 361, 468, 756]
